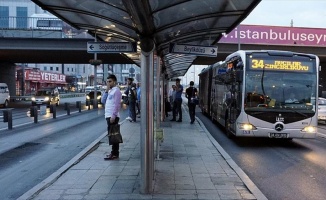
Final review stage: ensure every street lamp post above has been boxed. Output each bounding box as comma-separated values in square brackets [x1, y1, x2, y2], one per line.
[193, 65, 196, 84]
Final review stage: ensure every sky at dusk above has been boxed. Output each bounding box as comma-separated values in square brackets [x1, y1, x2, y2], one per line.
[242, 0, 326, 28]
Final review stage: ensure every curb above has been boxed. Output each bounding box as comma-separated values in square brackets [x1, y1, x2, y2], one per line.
[195, 116, 268, 200]
[17, 119, 126, 200]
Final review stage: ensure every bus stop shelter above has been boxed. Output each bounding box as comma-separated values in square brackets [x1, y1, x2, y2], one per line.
[32, 0, 261, 193]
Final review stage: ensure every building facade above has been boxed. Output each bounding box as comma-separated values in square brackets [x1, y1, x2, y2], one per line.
[2, 0, 140, 93]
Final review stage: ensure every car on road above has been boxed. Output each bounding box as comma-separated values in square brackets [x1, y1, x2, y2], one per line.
[0, 83, 10, 108]
[119, 85, 128, 103]
[86, 91, 102, 104]
[31, 87, 60, 106]
[318, 97, 326, 122]
[85, 86, 94, 94]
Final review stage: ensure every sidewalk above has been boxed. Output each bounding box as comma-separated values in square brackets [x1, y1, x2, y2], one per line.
[20, 105, 267, 200]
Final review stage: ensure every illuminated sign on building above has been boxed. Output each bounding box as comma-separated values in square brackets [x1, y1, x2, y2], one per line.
[219, 25, 326, 47]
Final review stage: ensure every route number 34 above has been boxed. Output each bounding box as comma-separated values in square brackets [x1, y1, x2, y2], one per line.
[251, 59, 264, 69]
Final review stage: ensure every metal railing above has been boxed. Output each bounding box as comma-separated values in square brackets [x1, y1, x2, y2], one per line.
[0, 16, 63, 30]
[0, 16, 85, 38]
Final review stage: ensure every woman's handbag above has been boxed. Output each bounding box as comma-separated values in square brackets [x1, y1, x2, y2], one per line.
[190, 97, 199, 105]
[165, 98, 172, 112]
[108, 123, 123, 144]
[190, 88, 199, 105]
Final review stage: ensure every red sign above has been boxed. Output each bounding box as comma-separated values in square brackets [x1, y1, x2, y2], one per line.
[219, 25, 326, 47]
[25, 70, 66, 83]
[25, 70, 41, 81]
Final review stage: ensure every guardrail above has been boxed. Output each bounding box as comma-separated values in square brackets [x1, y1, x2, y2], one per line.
[1, 100, 98, 130]
[10, 93, 86, 102]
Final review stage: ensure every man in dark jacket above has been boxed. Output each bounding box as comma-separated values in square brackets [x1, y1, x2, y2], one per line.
[125, 78, 137, 122]
[171, 78, 183, 122]
[185, 81, 198, 124]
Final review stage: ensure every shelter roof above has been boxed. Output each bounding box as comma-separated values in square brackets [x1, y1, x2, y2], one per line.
[32, 0, 261, 78]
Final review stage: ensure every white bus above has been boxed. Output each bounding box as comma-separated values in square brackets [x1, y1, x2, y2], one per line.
[199, 50, 319, 139]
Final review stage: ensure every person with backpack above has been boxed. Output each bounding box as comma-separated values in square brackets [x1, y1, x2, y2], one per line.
[125, 78, 137, 122]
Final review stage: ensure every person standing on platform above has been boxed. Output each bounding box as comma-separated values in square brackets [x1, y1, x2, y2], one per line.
[170, 78, 183, 122]
[168, 85, 176, 103]
[101, 74, 122, 160]
[136, 82, 141, 117]
[185, 81, 198, 124]
[125, 78, 137, 122]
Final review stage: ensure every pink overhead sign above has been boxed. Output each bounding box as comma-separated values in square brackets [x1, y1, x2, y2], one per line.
[219, 25, 326, 46]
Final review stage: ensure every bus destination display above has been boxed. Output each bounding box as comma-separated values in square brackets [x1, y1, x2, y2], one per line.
[249, 59, 313, 72]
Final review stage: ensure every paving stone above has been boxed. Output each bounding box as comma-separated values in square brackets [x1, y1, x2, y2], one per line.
[64, 188, 88, 195]
[175, 184, 196, 190]
[83, 194, 107, 200]
[197, 193, 221, 200]
[175, 189, 197, 195]
[152, 194, 176, 199]
[217, 189, 242, 199]
[33, 193, 62, 200]
[175, 194, 198, 199]
[106, 193, 130, 199]
[62, 194, 84, 199]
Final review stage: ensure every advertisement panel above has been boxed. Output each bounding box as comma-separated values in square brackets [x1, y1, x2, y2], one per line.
[219, 25, 326, 46]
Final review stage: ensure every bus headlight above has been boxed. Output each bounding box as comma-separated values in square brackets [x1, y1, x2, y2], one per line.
[44, 97, 50, 101]
[31, 97, 36, 101]
[301, 126, 316, 133]
[238, 123, 257, 130]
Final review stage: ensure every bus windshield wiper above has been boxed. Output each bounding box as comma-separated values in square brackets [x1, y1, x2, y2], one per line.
[247, 111, 265, 115]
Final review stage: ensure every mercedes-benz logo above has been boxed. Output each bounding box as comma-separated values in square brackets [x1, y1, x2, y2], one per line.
[275, 123, 284, 132]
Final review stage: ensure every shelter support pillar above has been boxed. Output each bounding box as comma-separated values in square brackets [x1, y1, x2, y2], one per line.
[140, 38, 155, 194]
[160, 73, 169, 121]
[156, 56, 161, 128]
[162, 76, 167, 121]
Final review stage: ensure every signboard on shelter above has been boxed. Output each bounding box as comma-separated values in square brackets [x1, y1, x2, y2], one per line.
[87, 42, 137, 53]
[169, 43, 218, 57]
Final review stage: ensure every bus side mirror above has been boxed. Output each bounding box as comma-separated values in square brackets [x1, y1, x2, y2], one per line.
[236, 71, 243, 83]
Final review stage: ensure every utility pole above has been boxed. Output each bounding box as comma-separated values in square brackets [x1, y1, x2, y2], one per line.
[193, 65, 196, 84]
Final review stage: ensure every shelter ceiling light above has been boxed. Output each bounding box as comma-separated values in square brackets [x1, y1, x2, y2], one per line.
[105, 24, 116, 28]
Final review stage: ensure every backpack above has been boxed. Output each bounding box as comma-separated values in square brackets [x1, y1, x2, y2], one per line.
[126, 86, 136, 102]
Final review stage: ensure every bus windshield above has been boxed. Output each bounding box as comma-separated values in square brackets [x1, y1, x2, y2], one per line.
[244, 55, 317, 113]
